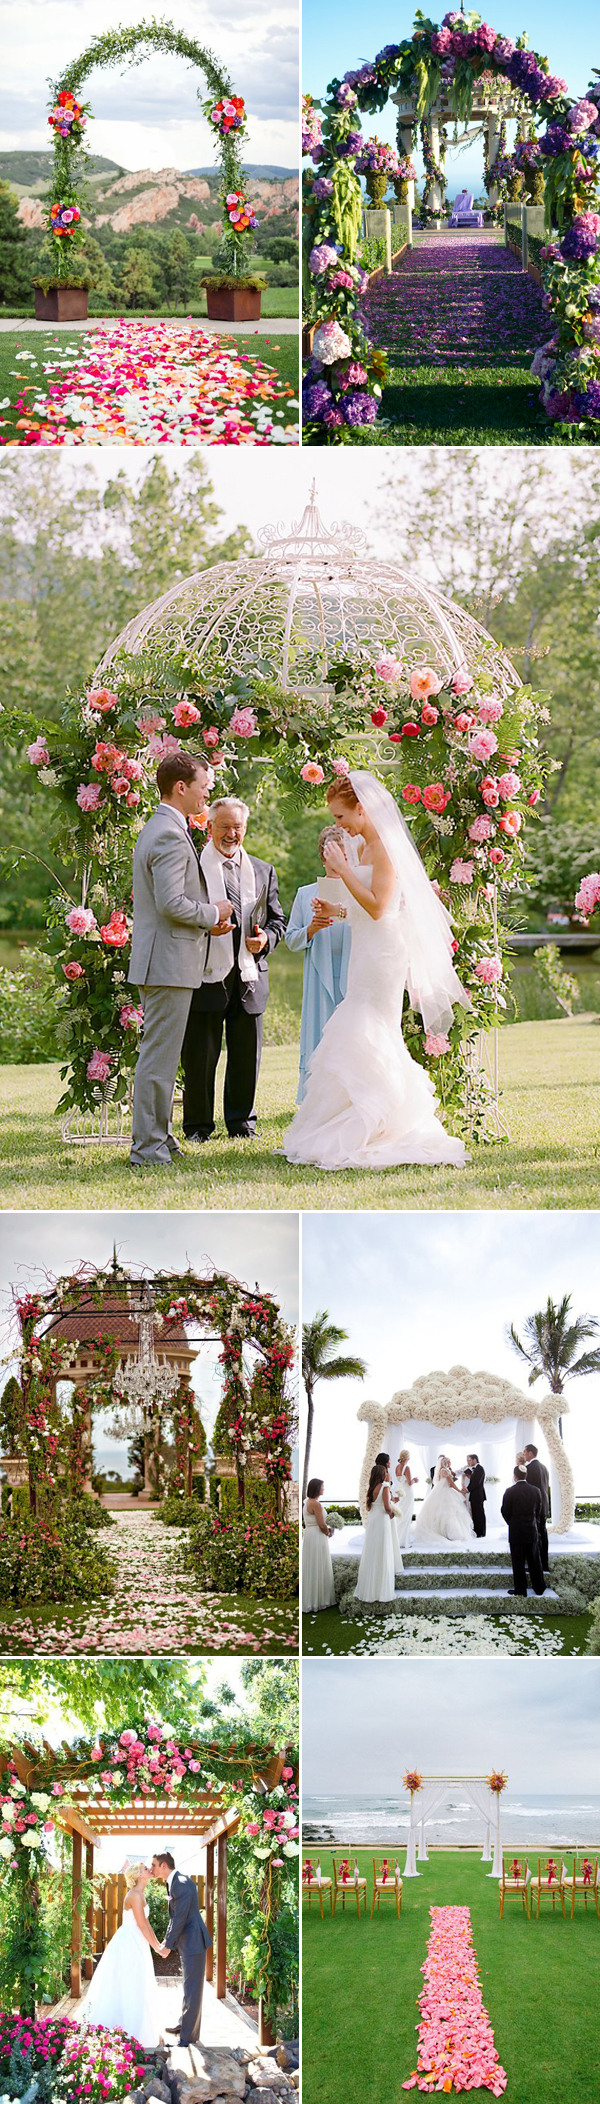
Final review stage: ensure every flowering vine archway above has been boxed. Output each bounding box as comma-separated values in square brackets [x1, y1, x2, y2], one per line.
[45, 19, 257, 289]
[302, 10, 600, 439]
[3, 1258, 295, 1523]
[6, 491, 548, 1141]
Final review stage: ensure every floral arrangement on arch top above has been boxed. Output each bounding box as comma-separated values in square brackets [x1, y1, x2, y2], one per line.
[302, 11, 600, 441]
[12, 623, 547, 1133]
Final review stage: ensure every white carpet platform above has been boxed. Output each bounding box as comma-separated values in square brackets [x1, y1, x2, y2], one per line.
[331, 1520, 600, 1560]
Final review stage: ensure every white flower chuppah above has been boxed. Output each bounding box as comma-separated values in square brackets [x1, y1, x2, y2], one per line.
[357, 1366, 575, 1533]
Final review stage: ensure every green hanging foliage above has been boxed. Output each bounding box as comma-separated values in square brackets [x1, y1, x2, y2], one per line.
[331, 162, 363, 259]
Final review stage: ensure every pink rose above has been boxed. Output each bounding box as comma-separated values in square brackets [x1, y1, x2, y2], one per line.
[481, 776, 500, 808]
[421, 702, 439, 726]
[474, 954, 503, 985]
[126, 791, 140, 807]
[425, 1031, 451, 1056]
[63, 960, 84, 981]
[301, 762, 325, 785]
[497, 771, 521, 799]
[489, 848, 505, 866]
[410, 666, 442, 702]
[66, 906, 97, 936]
[173, 700, 201, 727]
[469, 816, 493, 842]
[86, 688, 118, 713]
[203, 726, 221, 747]
[470, 729, 498, 763]
[246, 1822, 260, 1836]
[423, 783, 451, 813]
[27, 738, 50, 766]
[498, 811, 522, 836]
[138, 713, 165, 737]
[76, 783, 102, 812]
[230, 707, 258, 738]
[119, 1004, 143, 1031]
[374, 653, 404, 683]
[87, 1051, 113, 1084]
[452, 667, 474, 695]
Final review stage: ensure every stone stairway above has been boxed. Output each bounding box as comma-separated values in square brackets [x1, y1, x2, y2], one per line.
[392, 1551, 557, 1609]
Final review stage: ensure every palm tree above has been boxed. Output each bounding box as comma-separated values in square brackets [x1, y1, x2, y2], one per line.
[302, 1311, 367, 1501]
[506, 1293, 600, 1439]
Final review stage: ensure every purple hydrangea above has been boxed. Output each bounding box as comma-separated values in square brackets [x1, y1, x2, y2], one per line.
[309, 242, 339, 274]
[343, 389, 379, 425]
[566, 99, 599, 133]
[538, 124, 569, 156]
[303, 379, 332, 419]
[560, 212, 600, 261]
[336, 131, 363, 158]
[336, 83, 357, 107]
[492, 37, 516, 61]
[312, 177, 334, 200]
[574, 382, 600, 416]
[323, 405, 345, 426]
[343, 65, 377, 88]
[374, 44, 402, 62]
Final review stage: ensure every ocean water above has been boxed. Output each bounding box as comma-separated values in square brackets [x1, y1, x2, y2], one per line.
[303, 1792, 600, 1848]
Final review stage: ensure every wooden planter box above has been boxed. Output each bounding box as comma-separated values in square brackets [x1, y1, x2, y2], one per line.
[34, 285, 89, 322]
[205, 284, 262, 322]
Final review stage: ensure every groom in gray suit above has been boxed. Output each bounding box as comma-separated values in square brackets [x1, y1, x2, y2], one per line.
[129, 751, 233, 1166]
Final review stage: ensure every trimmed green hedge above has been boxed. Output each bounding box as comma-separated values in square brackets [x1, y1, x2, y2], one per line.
[187, 1511, 298, 1599]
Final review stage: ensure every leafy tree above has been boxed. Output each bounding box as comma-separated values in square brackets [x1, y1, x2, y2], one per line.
[302, 1312, 367, 1500]
[0, 1660, 206, 1738]
[0, 1374, 23, 1453]
[507, 1293, 600, 1439]
[0, 183, 32, 306]
[118, 245, 160, 310]
[80, 233, 118, 305]
[240, 1659, 298, 1746]
[163, 227, 193, 307]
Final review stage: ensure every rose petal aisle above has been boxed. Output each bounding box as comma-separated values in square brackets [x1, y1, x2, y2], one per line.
[403, 1905, 507, 2096]
[1, 320, 298, 446]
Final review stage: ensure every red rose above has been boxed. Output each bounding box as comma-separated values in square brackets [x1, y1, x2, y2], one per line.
[370, 707, 388, 727]
[402, 722, 420, 737]
[388, 732, 403, 744]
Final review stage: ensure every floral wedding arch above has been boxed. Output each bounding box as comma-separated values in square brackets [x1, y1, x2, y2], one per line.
[403, 1769, 506, 1878]
[302, 9, 600, 439]
[357, 1366, 575, 1531]
[44, 18, 257, 289]
[9, 489, 546, 1144]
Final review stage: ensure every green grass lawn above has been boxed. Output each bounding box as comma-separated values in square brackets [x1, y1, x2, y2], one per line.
[0, 1018, 598, 1209]
[303, 1849, 599, 2104]
[302, 1607, 591, 1657]
[360, 363, 559, 446]
[0, 330, 299, 443]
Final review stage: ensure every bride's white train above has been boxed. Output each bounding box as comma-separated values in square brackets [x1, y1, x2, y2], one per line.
[412, 1457, 475, 1547]
[283, 770, 470, 1171]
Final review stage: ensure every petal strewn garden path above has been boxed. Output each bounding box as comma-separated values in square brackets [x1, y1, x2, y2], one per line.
[361, 231, 547, 372]
[0, 320, 298, 446]
[0, 1513, 298, 1655]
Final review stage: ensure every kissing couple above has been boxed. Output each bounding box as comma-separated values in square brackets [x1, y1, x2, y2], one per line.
[82, 1850, 211, 2049]
[129, 748, 284, 1166]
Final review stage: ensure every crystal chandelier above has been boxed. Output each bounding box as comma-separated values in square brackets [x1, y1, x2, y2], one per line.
[112, 1279, 180, 1427]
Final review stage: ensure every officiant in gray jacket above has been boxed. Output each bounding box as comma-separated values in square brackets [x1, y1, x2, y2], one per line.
[129, 752, 233, 1166]
[181, 795, 285, 1141]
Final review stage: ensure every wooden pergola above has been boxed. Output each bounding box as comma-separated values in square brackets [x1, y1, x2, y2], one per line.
[11, 1741, 286, 2036]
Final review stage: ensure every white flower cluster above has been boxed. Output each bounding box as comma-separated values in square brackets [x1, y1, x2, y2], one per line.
[357, 1368, 574, 1528]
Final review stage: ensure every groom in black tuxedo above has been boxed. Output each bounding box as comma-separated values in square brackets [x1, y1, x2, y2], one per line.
[464, 1452, 486, 1538]
[501, 1467, 546, 1597]
[152, 1851, 212, 2045]
[523, 1443, 550, 1572]
[181, 796, 285, 1141]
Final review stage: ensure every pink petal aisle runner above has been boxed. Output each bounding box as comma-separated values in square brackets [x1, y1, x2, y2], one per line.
[403, 1906, 507, 2096]
[1, 322, 298, 447]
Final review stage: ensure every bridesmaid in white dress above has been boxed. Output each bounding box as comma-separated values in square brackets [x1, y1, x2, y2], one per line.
[355, 1464, 400, 1603]
[302, 1477, 336, 1611]
[82, 1864, 163, 2046]
[283, 770, 469, 1172]
[412, 1455, 475, 1547]
[395, 1449, 418, 1550]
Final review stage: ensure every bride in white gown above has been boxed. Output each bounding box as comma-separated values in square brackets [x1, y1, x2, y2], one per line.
[82, 1864, 163, 2046]
[412, 1455, 475, 1547]
[355, 1463, 400, 1603]
[283, 770, 470, 1171]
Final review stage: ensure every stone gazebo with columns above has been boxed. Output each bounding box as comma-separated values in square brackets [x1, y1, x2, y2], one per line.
[392, 76, 525, 233]
[44, 1280, 200, 1506]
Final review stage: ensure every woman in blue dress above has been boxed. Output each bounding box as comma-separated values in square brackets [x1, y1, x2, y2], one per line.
[286, 826, 352, 1102]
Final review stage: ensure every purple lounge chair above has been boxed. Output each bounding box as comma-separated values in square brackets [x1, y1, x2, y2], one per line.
[449, 188, 484, 228]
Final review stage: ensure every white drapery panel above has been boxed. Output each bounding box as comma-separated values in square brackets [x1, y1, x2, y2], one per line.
[405, 1779, 503, 1879]
[385, 1415, 541, 1529]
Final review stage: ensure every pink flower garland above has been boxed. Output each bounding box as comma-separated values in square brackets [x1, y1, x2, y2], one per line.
[403, 1906, 507, 2096]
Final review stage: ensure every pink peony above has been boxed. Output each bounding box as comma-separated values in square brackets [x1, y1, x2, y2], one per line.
[100, 910, 129, 948]
[246, 1822, 260, 1836]
[498, 811, 522, 836]
[87, 1050, 113, 1084]
[450, 858, 475, 884]
[374, 653, 404, 683]
[138, 712, 165, 736]
[423, 782, 451, 813]
[470, 728, 498, 762]
[474, 954, 503, 985]
[478, 696, 503, 724]
[497, 770, 521, 799]
[76, 783, 102, 811]
[402, 784, 421, 805]
[332, 756, 350, 774]
[230, 707, 258, 738]
[119, 1004, 143, 1031]
[301, 761, 325, 784]
[424, 1031, 451, 1056]
[469, 815, 493, 842]
[66, 906, 97, 936]
[452, 667, 474, 695]
[27, 738, 50, 766]
[173, 700, 201, 727]
[410, 666, 442, 701]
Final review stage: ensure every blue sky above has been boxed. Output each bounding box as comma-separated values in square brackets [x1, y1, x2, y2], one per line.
[302, 1212, 600, 1499]
[303, 1656, 600, 1795]
[303, 2, 598, 196]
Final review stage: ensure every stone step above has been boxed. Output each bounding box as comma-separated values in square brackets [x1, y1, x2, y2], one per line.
[396, 1569, 513, 1588]
[387, 1585, 558, 1603]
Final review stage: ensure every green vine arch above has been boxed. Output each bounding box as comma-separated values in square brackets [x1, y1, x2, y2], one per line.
[46, 17, 255, 285]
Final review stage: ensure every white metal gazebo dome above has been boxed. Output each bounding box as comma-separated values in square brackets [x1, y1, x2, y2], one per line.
[100, 484, 522, 701]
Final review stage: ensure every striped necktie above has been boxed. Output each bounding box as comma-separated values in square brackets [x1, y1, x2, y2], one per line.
[222, 857, 242, 921]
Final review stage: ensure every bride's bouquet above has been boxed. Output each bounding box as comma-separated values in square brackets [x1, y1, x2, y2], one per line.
[325, 1509, 346, 1530]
